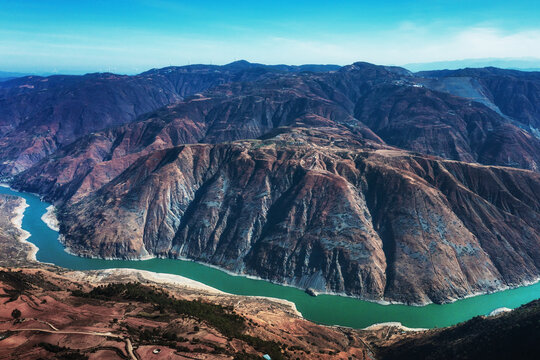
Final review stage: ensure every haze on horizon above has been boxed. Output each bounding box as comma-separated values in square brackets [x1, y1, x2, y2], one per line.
[2, 0, 540, 74]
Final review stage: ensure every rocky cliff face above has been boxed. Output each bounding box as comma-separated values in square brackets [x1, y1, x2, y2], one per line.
[58, 130, 540, 304]
[417, 68, 540, 130]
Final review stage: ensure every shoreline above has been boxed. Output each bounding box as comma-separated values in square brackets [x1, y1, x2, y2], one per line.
[1, 185, 303, 318]
[8, 180, 414, 307]
[71, 268, 224, 294]
[62, 245, 400, 305]
[58, 243, 304, 316]
[10, 198, 38, 262]
[41, 205, 59, 231]
[56, 241, 540, 308]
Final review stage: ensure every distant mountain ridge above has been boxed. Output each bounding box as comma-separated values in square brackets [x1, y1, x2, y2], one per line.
[0, 61, 339, 177]
[0, 71, 31, 82]
[404, 58, 540, 72]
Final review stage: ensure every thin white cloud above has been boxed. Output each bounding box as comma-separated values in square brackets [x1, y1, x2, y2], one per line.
[2, 24, 540, 73]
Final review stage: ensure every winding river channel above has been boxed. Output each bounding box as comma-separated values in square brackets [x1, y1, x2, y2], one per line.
[1, 186, 539, 329]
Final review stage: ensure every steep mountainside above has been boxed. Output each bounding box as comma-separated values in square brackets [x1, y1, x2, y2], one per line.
[417, 68, 540, 131]
[57, 130, 540, 304]
[0, 73, 182, 176]
[354, 83, 540, 169]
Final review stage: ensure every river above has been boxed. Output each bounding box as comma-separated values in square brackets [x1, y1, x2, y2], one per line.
[1, 186, 539, 329]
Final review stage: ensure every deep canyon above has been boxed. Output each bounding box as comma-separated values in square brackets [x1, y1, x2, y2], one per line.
[2, 60, 540, 305]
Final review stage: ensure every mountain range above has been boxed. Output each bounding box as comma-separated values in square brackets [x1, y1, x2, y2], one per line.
[2, 60, 540, 305]
[404, 58, 540, 72]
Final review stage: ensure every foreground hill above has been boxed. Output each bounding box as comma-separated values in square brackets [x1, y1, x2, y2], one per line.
[0, 268, 371, 360]
[373, 299, 540, 360]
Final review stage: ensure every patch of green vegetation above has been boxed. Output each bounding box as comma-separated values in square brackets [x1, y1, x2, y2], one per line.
[0, 270, 61, 302]
[234, 352, 263, 360]
[73, 282, 245, 336]
[36, 342, 88, 360]
[124, 324, 229, 355]
[0, 331, 13, 341]
[11, 308, 21, 319]
[37, 342, 68, 353]
[239, 334, 284, 360]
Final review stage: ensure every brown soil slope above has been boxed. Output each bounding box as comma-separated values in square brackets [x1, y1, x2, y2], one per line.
[0, 268, 371, 360]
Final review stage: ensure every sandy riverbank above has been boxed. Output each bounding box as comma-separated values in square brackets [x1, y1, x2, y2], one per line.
[363, 322, 426, 332]
[41, 205, 59, 231]
[73, 268, 224, 293]
[489, 307, 513, 316]
[10, 198, 38, 261]
[67, 268, 302, 317]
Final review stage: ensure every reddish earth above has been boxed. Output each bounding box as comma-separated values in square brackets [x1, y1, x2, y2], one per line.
[0, 268, 372, 360]
[2, 267, 538, 360]
[0, 62, 539, 359]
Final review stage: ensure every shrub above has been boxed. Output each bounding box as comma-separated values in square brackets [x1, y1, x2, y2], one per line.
[11, 309, 21, 319]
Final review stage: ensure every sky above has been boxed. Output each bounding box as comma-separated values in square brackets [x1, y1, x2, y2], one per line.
[1, 0, 540, 74]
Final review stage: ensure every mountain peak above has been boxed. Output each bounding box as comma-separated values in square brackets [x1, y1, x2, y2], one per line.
[224, 60, 255, 69]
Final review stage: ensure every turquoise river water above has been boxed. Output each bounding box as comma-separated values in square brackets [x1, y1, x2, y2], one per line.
[1, 186, 539, 329]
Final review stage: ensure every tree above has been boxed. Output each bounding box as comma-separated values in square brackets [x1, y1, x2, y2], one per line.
[11, 309, 21, 319]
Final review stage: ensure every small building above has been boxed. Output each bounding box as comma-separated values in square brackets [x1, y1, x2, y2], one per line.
[263, 355, 271, 360]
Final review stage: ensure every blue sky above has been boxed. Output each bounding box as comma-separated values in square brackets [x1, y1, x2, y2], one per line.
[1, 0, 540, 74]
